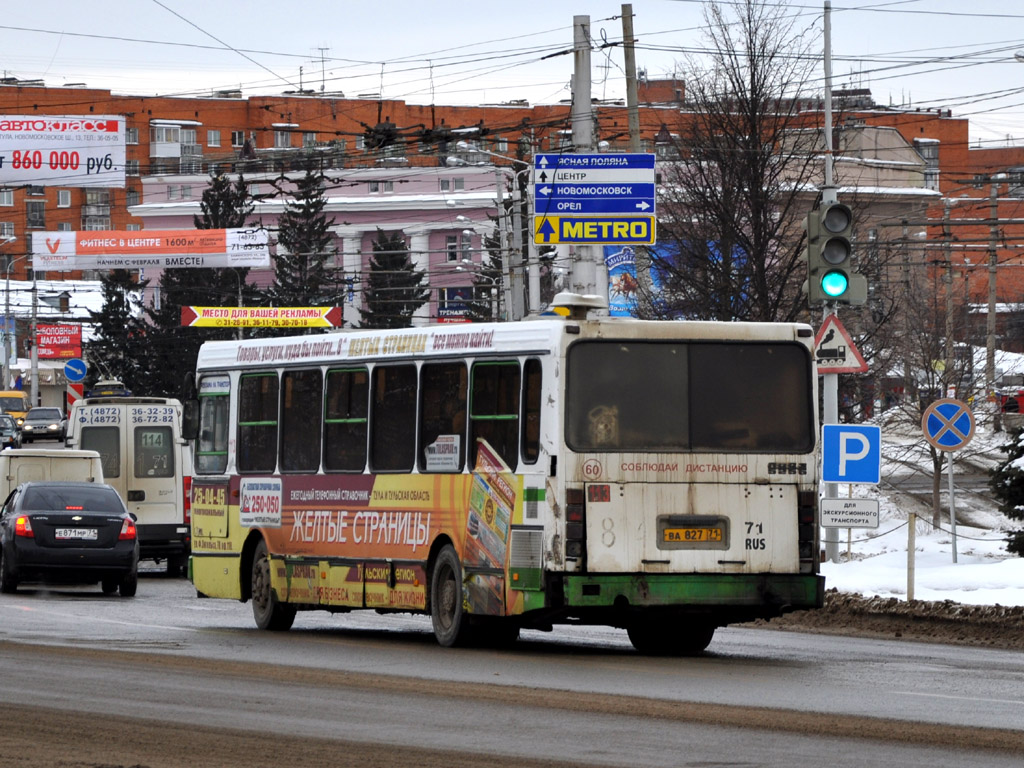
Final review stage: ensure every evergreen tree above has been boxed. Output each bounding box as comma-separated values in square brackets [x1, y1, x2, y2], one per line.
[989, 428, 1024, 557]
[84, 269, 149, 394]
[358, 229, 428, 328]
[267, 164, 340, 319]
[143, 172, 256, 396]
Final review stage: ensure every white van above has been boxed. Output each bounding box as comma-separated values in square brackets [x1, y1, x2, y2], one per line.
[0, 448, 105, 499]
[66, 387, 192, 575]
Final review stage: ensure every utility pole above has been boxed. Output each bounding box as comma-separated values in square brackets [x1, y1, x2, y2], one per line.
[570, 15, 597, 298]
[988, 180, 1001, 431]
[30, 266, 38, 407]
[621, 4, 641, 153]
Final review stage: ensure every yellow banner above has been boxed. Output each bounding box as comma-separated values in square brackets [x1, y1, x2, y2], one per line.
[182, 306, 342, 328]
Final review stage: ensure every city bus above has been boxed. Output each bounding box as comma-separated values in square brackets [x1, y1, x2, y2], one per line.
[183, 295, 823, 654]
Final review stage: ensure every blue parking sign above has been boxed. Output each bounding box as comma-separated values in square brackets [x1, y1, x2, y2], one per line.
[821, 424, 881, 484]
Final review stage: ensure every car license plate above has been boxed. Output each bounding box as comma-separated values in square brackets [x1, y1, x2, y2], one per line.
[662, 526, 723, 543]
[55, 528, 98, 541]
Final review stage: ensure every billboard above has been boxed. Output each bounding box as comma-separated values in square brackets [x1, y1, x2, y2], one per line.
[181, 306, 343, 329]
[36, 323, 82, 359]
[30, 228, 271, 270]
[0, 115, 126, 188]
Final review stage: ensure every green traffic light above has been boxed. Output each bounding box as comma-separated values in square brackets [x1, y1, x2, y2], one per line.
[821, 270, 849, 297]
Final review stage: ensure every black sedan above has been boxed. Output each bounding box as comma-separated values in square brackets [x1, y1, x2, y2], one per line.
[0, 482, 139, 596]
[20, 407, 68, 443]
[0, 414, 20, 450]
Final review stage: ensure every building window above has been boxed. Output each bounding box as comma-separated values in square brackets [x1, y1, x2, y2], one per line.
[81, 216, 110, 231]
[180, 185, 192, 199]
[150, 125, 180, 143]
[368, 180, 393, 193]
[126, 189, 140, 207]
[207, 129, 221, 147]
[57, 190, 71, 208]
[126, 223, 141, 231]
[274, 131, 291, 149]
[167, 186, 178, 201]
[125, 127, 139, 145]
[303, 132, 317, 148]
[26, 201, 45, 228]
[57, 222, 72, 232]
[0, 222, 13, 237]
[0, 189, 11, 206]
[446, 235, 459, 261]
[248, 184, 260, 197]
[356, 135, 366, 151]
[440, 178, 466, 192]
[27, 186, 45, 196]
[231, 130, 245, 148]
[125, 159, 140, 176]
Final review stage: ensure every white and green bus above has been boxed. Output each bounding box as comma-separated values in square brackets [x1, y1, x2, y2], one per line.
[184, 296, 822, 655]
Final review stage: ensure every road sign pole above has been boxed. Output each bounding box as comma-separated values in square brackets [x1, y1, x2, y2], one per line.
[907, 511, 916, 601]
[948, 456, 958, 564]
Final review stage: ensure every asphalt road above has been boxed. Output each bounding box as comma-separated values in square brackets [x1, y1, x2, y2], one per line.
[0, 572, 1022, 767]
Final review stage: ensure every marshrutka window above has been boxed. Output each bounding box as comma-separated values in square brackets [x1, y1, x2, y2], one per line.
[567, 341, 812, 453]
[470, 361, 520, 471]
[323, 368, 369, 472]
[80, 426, 121, 479]
[196, 385, 229, 475]
[238, 373, 279, 473]
[280, 369, 323, 472]
[418, 362, 468, 472]
[134, 425, 174, 478]
[371, 365, 417, 472]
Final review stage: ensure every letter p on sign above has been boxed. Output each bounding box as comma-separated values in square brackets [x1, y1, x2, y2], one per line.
[822, 425, 881, 485]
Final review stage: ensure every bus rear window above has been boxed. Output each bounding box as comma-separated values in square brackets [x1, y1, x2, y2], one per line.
[566, 341, 812, 453]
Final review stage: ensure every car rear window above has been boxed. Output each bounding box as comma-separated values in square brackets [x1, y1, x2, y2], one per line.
[29, 409, 63, 419]
[21, 486, 125, 513]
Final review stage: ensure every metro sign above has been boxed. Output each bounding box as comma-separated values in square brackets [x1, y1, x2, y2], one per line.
[533, 153, 656, 245]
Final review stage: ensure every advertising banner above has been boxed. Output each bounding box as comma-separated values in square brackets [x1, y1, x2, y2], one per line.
[0, 115, 126, 188]
[30, 228, 271, 270]
[36, 323, 82, 359]
[181, 306, 342, 328]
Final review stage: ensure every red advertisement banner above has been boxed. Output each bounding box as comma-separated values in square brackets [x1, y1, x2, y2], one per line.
[37, 323, 82, 359]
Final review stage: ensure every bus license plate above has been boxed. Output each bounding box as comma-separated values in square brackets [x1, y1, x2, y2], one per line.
[662, 526, 722, 543]
[56, 528, 97, 541]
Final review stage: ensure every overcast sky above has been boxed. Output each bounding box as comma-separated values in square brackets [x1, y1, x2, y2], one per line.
[2, 1, 1024, 144]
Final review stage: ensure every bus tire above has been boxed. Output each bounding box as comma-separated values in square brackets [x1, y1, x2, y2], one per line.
[430, 544, 472, 647]
[627, 619, 715, 656]
[251, 539, 296, 631]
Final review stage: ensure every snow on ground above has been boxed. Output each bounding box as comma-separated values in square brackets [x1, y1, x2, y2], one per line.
[820, 409, 1024, 607]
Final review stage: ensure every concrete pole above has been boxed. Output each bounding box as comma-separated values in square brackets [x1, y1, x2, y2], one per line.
[987, 181, 1001, 430]
[572, 16, 597, 298]
[30, 268, 38, 406]
[621, 4, 641, 153]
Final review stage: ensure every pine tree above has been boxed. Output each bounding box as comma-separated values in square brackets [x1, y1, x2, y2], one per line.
[989, 428, 1024, 557]
[142, 173, 256, 396]
[84, 269, 149, 394]
[358, 230, 429, 328]
[267, 164, 341, 318]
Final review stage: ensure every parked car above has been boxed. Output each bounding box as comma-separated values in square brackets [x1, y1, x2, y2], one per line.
[0, 415, 21, 450]
[0, 481, 139, 596]
[20, 407, 68, 443]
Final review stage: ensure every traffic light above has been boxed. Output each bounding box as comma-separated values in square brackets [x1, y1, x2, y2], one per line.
[804, 201, 867, 306]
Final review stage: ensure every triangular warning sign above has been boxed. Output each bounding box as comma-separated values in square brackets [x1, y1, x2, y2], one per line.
[813, 315, 868, 374]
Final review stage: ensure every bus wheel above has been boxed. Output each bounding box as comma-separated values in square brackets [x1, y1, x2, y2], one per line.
[627, 620, 715, 656]
[251, 539, 296, 631]
[430, 544, 472, 647]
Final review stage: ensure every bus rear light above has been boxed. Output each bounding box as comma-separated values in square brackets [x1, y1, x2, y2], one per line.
[182, 476, 192, 525]
[14, 515, 33, 538]
[566, 487, 585, 522]
[565, 487, 586, 563]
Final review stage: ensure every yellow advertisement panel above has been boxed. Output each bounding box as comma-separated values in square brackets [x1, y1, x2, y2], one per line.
[182, 306, 342, 328]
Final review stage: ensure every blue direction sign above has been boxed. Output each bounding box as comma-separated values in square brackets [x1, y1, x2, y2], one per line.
[63, 358, 87, 382]
[533, 153, 656, 244]
[821, 424, 881, 484]
[921, 398, 974, 452]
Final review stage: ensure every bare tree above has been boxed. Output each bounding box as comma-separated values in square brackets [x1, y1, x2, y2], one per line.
[640, 0, 820, 322]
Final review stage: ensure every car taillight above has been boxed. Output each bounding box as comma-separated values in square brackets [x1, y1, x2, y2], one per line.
[182, 475, 192, 525]
[566, 487, 586, 561]
[14, 515, 33, 538]
[119, 518, 137, 541]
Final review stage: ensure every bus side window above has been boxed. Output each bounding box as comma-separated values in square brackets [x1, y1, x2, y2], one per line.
[323, 368, 369, 472]
[418, 362, 467, 473]
[280, 369, 323, 472]
[469, 361, 520, 471]
[237, 373, 278, 473]
[196, 388, 229, 475]
[370, 365, 417, 472]
[521, 358, 542, 464]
